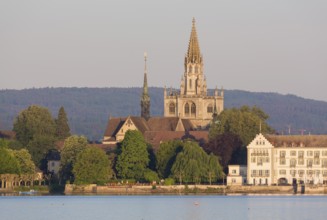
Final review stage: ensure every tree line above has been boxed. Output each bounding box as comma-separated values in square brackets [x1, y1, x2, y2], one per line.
[1, 104, 272, 186]
[1, 87, 326, 141]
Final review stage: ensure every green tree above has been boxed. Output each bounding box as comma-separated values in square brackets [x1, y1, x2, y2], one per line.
[116, 130, 149, 180]
[10, 149, 35, 174]
[13, 105, 57, 166]
[156, 140, 183, 179]
[56, 106, 71, 140]
[60, 135, 88, 183]
[171, 141, 223, 184]
[209, 106, 272, 145]
[0, 142, 20, 174]
[208, 106, 272, 165]
[204, 133, 243, 169]
[73, 147, 112, 185]
[206, 153, 223, 185]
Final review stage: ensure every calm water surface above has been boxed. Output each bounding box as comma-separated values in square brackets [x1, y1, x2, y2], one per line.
[0, 195, 326, 220]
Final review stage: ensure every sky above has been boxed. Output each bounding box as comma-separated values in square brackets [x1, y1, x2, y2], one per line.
[1, 0, 326, 101]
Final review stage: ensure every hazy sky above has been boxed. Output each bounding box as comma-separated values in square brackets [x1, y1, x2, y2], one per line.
[1, 0, 326, 101]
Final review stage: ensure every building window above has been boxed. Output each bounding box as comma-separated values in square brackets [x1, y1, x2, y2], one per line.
[322, 151, 327, 156]
[189, 66, 193, 73]
[307, 159, 313, 168]
[298, 170, 304, 177]
[280, 151, 286, 158]
[265, 170, 270, 177]
[307, 151, 313, 157]
[184, 103, 190, 114]
[207, 104, 213, 113]
[298, 158, 304, 165]
[315, 170, 320, 177]
[195, 66, 198, 73]
[51, 162, 55, 167]
[298, 151, 304, 158]
[307, 170, 313, 176]
[323, 170, 327, 177]
[232, 178, 236, 183]
[251, 157, 256, 163]
[290, 170, 296, 177]
[169, 103, 175, 114]
[314, 151, 320, 158]
[280, 158, 286, 165]
[290, 159, 296, 167]
[290, 151, 296, 156]
[232, 170, 236, 174]
[314, 158, 320, 165]
[191, 103, 196, 115]
[322, 159, 327, 167]
[189, 79, 192, 89]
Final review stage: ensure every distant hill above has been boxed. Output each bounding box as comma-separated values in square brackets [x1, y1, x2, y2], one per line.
[0, 87, 326, 140]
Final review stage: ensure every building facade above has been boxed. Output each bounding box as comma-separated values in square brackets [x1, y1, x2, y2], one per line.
[247, 133, 327, 185]
[227, 165, 247, 186]
[163, 18, 224, 128]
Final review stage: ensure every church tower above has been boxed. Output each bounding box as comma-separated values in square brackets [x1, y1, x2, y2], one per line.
[163, 19, 224, 128]
[141, 52, 150, 120]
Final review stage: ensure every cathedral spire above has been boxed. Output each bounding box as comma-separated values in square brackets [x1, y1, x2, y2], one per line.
[186, 18, 201, 64]
[141, 52, 150, 120]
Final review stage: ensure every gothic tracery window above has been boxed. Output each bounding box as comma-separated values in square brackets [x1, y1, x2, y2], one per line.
[184, 103, 190, 114]
[169, 103, 175, 114]
[191, 103, 196, 116]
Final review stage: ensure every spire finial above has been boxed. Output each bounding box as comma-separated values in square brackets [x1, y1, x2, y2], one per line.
[141, 52, 150, 120]
[186, 18, 201, 64]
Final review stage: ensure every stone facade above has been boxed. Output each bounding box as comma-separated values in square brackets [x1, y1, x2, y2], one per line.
[163, 18, 224, 128]
[247, 133, 327, 185]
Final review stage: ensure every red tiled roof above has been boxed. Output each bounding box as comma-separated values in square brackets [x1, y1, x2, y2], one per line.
[0, 130, 16, 139]
[265, 135, 327, 148]
[144, 130, 209, 150]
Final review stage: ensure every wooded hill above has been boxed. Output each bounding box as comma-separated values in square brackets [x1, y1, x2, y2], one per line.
[0, 87, 326, 141]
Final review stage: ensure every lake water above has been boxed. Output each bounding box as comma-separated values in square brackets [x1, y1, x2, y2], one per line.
[0, 195, 327, 220]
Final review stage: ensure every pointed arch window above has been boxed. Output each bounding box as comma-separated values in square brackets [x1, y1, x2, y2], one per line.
[189, 66, 193, 73]
[189, 79, 192, 89]
[169, 103, 176, 115]
[191, 103, 196, 116]
[184, 103, 190, 115]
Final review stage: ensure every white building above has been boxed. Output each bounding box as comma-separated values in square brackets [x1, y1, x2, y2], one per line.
[227, 165, 247, 186]
[247, 133, 327, 185]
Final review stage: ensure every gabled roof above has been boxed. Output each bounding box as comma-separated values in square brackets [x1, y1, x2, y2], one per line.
[104, 117, 127, 137]
[147, 117, 195, 131]
[129, 116, 150, 134]
[264, 134, 327, 148]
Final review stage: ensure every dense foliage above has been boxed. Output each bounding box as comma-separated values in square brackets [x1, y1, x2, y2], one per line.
[12, 105, 57, 166]
[0, 139, 35, 175]
[60, 135, 88, 183]
[171, 141, 223, 184]
[73, 147, 112, 185]
[156, 140, 183, 179]
[1, 88, 326, 140]
[56, 106, 71, 140]
[116, 130, 150, 180]
[207, 106, 272, 167]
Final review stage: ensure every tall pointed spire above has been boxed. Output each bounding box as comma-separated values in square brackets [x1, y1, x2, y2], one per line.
[186, 18, 201, 64]
[141, 52, 150, 120]
[143, 52, 148, 95]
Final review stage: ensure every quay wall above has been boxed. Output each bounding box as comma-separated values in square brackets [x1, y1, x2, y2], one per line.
[64, 184, 327, 195]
